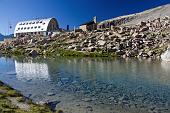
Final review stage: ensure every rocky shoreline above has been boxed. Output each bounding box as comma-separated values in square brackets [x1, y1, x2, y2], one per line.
[0, 16, 170, 59]
[0, 80, 64, 113]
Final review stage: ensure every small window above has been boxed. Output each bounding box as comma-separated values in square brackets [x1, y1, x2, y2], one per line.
[29, 22, 32, 24]
[32, 22, 35, 24]
[27, 27, 30, 29]
[40, 21, 43, 23]
[38, 26, 41, 28]
[23, 23, 25, 25]
[31, 27, 33, 29]
[24, 27, 26, 29]
[36, 21, 39, 24]
[19, 23, 22, 25]
[18, 28, 20, 30]
[26, 23, 28, 25]
[34, 26, 37, 29]
[21, 27, 23, 30]
[43, 23, 45, 25]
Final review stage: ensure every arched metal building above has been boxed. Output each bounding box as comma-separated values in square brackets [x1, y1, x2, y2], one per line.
[14, 18, 59, 37]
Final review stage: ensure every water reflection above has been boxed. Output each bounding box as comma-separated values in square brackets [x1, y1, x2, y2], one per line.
[15, 60, 50, 81]
[161, 61, 170, 74]
[0, 57, 15, 74]
[3, 57, 169, 86]
[46, 57, 170, 86]
[1, 57, 170, 112]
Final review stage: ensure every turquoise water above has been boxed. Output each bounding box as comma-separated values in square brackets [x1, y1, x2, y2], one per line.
[0, 57, 170, 112]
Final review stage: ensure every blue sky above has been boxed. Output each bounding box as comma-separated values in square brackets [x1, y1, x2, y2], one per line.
[0, 0, 170, 35]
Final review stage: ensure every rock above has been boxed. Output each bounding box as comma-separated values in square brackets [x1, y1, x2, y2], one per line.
[109, 32, 122, 39]
[36, 101, 47, 105]
[87, 43, 93, 47]
[125, 51, 136, 57]
[106, 31, 111, 36]
[111, 47, 118, 52]
[139, 52, 149, 58]
[47, 92, 55, 96]
[74, 45, 81, 51]
[87, 46, 96, 52]
[98, 40, 106, 46]
[117, 43, 125, 50]
[29, 39, 36, 44]
[140, 26, 149, 32]
[126, 41, 132, 47]
[147, 51, 154, 56]
[66, 39, 77, 44]
[116, 50, 125, 56]
[61, 77, 70, 82]
[86, 106, 93, 111]
[82, 98, 92, 102]
[76, 104, 80, 106]
[132, 33, 146, 38]
[68, 44, 77, 49]
[29, 50, 38, 56]
[140, 21, 147, 26]
[109, 97, 115, 101]
[100, 35, 106, 40]
[47, 101, 61, 112]
[88, 38, 96, 43]
[114, 38, 121, 42]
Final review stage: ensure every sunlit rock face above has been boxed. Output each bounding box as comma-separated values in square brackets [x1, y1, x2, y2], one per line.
[15, 61, 50, 81]
[161, 47, 170, 62]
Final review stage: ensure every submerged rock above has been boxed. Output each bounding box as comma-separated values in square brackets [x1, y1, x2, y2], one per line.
[47, 92, 55, 96]
[47, 100, 61, 112]
[82, 98, 92, 102]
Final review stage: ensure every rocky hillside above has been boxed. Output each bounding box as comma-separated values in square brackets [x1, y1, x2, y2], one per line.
[99, 4, 170, 27]
[0, 15, 170, 59]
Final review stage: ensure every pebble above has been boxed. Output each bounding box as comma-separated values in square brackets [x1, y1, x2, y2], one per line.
[86, 106, 93, 111]
[47, 92, 55, 96]
[82, 98, 92, 102]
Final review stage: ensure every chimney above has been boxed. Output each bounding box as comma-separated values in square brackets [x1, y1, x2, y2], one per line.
[67, 25, 69, 31]
[93, 16, 97, 23]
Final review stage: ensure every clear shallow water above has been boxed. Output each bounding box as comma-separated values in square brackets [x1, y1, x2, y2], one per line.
[0, 57, 170, 112]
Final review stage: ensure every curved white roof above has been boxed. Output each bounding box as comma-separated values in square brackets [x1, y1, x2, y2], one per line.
[14, 18, 58, 34]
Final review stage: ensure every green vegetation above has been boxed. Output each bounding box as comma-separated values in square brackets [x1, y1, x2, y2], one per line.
[1, 45, 118, 59]
[0, 81, 55, 113]
[45, 48, 118, 58]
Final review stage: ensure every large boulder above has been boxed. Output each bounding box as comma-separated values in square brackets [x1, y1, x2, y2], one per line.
[29, 50, 38, 56]
[87, 46, 96, 52]
[116, 50, 125, 56]
[140, 26, 149, 32]
[97, 40, 106, 46]
[68, 44, 78, 49]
